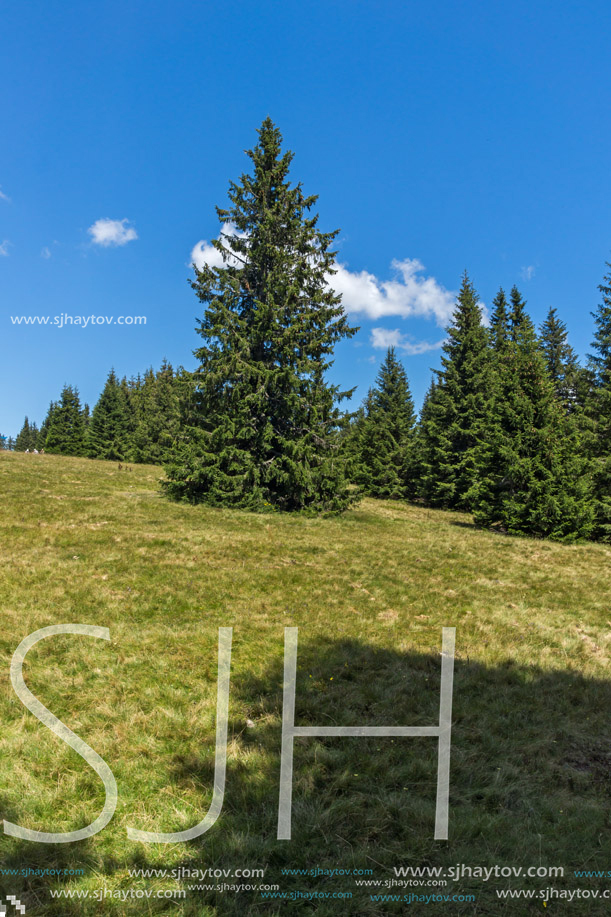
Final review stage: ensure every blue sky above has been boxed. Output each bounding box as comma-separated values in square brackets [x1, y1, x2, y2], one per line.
[1, 0, 610, 436]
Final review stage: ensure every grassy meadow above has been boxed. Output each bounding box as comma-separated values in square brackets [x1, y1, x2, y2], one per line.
[1, 451, 610, 915]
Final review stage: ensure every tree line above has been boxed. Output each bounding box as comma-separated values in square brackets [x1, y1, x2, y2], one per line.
[2, 118, 610, 542]
[346, 272, 611, 542]
[4, 361, 192, 464]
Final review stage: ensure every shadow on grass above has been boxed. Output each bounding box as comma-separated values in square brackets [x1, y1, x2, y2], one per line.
[2, 636, 611, 915]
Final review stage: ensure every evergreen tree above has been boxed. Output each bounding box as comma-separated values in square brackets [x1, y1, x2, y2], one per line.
[473, 292, 594, 541]
[87, 369, 133, 461]
[37, 401, 58, 450]
[131, 361, 183, 464]
[7, 436, 15, 451]
[15, 417, 33, 451]
[164, 118, 358, 512]
[45, 385, 87, 456]
[509, 284, 529, 337]
[539, 307, 582, 410]
[416, 273, 491, 509]
[489, 288, 509, 352]
[586, 260, 611, 540]
[352, 347, 416, 499]
[130, 368, 157, 462]
[0, 433, 7, 450]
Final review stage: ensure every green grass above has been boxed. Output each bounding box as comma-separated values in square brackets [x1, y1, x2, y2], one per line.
[1, 452, 610, 915]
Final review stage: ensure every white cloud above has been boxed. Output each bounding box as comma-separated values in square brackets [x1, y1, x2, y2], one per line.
[370, 327, 446, 355]
[0, 239, 11, 257]
[41, 246, 51, 259]
[189, 233, 457, 334]
[88, 218, 138, 247]
[0, 187, 10, 203]
[520, 265, 536, 281]
[330, 259, 456, 328]
[191, 223, 248, 271]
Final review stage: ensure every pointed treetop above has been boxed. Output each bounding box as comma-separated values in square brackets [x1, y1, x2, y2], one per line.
[490, 288, 509, 351]
[589, 259, 611, 385]
[508, 285, 536, 343]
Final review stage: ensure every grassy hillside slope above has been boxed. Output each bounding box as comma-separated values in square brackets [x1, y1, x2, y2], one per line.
[1, 453, 610, 915]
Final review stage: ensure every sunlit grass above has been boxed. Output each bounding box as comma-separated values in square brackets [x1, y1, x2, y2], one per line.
[1, 452, 610, 914]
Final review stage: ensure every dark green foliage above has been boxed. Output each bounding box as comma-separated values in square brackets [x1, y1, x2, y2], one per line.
[86, 370, 134, 461]
[416, 273, 492, 510]
[37, 401, 58, 450]
[15, 417, 38, 451]
[351, 347, 416, 499]
[586, 260, 611, 540]
[472, 292, 594, 541]
[164, 118, 358, 512]
[130, 361, 186, 464]
[539, 307, 582, 411]
[508, 284, 529, 336]
[489, 288, 509, 352]
[45, 385, 87, 456]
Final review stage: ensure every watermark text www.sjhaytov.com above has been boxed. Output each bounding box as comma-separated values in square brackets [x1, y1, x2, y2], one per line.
[10, 314, 146, 328]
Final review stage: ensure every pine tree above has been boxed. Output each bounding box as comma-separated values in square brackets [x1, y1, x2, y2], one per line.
[37, 401, 58, 450]
[45, 385, 86, 456]
[489, 288, 509, 352]
[87, 369, 133, 461]
[586, 260, 611, 540]
[15, 417, 31, 451]
[539, 307, 582, 411]
[416, 273, 491, 509]
[508, 284, 529, 337]
[164, 118, 358, 512]
[352, 347, 416, 499]
[131, 361, 183, 464]
[472, 291, 594, 541]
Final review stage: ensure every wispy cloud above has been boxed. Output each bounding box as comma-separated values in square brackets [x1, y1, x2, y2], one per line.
[0, 187, 10, 203]
[41, 246, 51, 259]
[520, 264, 536, 281]
[370, 327, 446, 355]
[88, 218, 138, 248]
[0, 239, 11, 257]
[330, 258, 456, 327]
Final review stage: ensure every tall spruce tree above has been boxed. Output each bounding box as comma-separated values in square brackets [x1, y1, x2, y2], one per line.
[87, 369, 134, 461]
[416, 273, 491, 509]
[489, 288, 509, 352]
[37, 401, 58, 450]
[131, 361, 183, 464]
[15, 417, 34, 451]
[539, 307, 582, 411]
[164, 118, 358, 512]
[472, 292, 594, 541]
[352, 347, 416, 499]
[587, 260, 611, 540]
[45, 385, 86, 456]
